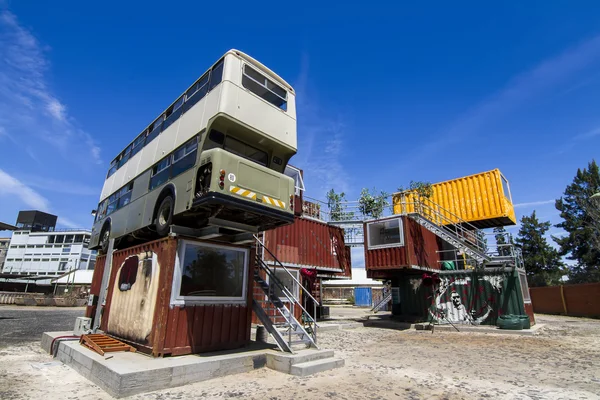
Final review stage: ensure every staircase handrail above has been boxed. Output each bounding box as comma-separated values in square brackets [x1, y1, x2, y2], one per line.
[395, 192, 487, 253]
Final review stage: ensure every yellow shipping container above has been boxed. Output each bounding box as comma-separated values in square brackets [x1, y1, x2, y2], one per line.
[392, 169, 517, 229]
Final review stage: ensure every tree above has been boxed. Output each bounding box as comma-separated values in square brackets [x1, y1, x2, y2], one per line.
[516, 211, 564, 286]
[397, 181, 434, 198]
[358, 188, 389, 219]
[554, 160, 600, 283]
[326, 189, 354, 222]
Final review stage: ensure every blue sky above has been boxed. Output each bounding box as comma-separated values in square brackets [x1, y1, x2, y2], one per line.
[0, 1, 599, 266]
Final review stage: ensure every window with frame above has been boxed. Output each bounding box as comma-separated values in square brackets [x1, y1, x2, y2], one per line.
[176, 241, 247, 301]
[171, 138, 198, 178]
[130, 133, 147, 157]
[163, 96, 184, 130]
[117, 144, 132, 169]
[107, 159, 118, 178]
[185, 72, 210, 110]
[208, 59, 224, 91]
[146, 117, 164, 144]
[242, 64, 287, 110]
[367, 218, 404, 249]
[224, 136, 269, 167]
[149, 157, 171, 191]
[518, 271, 531, 302]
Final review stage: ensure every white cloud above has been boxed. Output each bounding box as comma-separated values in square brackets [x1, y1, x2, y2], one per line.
[410, 34, 600, 159]
[514, 200, 555, 208]
[292, 54, 351, 199]
[0, 168, 50, 211]
[0, 10, 102, 165]
[0, 168, 85, 228]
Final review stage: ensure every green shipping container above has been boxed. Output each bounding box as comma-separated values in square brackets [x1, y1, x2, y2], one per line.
[393, 267, 528, 326]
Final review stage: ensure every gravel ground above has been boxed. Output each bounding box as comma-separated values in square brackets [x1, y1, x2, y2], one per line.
[0, 306, 598, 399]
[0, 306, 84, 348]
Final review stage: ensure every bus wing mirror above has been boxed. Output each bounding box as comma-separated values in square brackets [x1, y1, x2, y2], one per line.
[91, 210, 97, 217]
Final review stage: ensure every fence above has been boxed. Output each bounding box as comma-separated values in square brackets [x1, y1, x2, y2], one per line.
[529, 283, 600, 318]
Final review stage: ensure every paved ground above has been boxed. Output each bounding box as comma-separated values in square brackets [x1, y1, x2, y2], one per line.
[0, 306, 84, 348]
[1, 306, 599, 399]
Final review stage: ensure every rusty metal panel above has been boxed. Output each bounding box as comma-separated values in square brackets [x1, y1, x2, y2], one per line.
[86, 254, 106, 319]
[100, 236, 253, 357]
[393, 169, 516, 229]
[365, 216, 441, 270]
[264, 216, 349, 273]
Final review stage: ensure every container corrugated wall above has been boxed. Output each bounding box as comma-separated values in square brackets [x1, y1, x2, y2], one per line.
[365, 216, 442, 270]
[392, 268, 531, 326]
[392, 169, 516, 229]
[98, 236, 253, 356]
[264, 216, 351, 276]
[354, 287, 372, 307]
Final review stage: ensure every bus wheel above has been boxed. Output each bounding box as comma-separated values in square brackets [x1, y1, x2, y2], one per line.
[156, 196, 174, 237]
[100, 226, 110, 254]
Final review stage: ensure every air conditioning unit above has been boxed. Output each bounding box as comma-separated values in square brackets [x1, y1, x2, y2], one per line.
[74, 317, 92, 336]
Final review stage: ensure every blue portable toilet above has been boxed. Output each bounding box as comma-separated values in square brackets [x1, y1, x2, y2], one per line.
[354, 287, 372, 307]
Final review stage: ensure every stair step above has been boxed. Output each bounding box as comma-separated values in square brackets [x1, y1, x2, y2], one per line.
[290, 358, 345, 377]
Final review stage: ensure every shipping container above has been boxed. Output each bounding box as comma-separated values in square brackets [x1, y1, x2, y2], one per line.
[392, 169, 517, 229]
[263, 216, 351, 277]
[388, 267, 534, 326]
[364, 215, 443, 271]
[89, 236, 254, 357]
[354, 287, 372, 307]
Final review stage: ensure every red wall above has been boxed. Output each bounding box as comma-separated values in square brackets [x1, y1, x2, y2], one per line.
[365, 216, 442, 271]
[530, 283, 600, 317]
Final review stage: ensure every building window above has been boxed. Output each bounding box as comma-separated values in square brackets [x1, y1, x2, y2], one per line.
[173, 241, 248, 304]
[366, 217, 404, 249]
[55, 235, 64, 244]
[58, 261, 68, 271]
[519, 271, 531, 303]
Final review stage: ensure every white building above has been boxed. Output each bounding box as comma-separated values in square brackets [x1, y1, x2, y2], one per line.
[2, 229, 97, 276]
[0, 238, 10, 270]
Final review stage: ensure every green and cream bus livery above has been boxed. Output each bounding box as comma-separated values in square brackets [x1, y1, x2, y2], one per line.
[90, 50, 297, 252]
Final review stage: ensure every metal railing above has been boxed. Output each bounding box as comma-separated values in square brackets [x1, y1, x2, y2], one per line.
[395, 193, 488, 255]
[254, 235, 319, 347]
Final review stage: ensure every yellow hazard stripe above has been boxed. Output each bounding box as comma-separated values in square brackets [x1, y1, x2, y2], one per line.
[262, 196, 286, 209]
[229, 186, 256, 200]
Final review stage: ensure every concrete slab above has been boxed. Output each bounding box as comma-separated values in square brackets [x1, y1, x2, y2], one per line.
[414, 323, 546, 336]
[41, 332, 343, 398]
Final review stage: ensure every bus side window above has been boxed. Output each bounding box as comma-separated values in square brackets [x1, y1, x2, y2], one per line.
[208, 60, 224, 91]
[184, 73, 209, 111]
[163, 96, 184, 131]
[149, 157, 171, 191]
[171, 138, 198, 178]
[146, 116, 164, 144]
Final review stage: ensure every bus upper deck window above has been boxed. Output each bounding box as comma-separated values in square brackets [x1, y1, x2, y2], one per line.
[242, 64, 287, 110]
[209, 130, 225, 145]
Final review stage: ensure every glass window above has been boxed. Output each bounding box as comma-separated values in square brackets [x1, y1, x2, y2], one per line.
[131, 132, 147, 157]
[42, 258, 49, 262]
[146, 117, 163, 144]
[184, 73, 210, 110]
[74, 235, 84, 244]
[64, 235, 74, 244]
[367, 218, 404, 249]
[149, 157, 171, 191]
[163, 96, 185, 130]
[209, 129, 225, 145]
[47, 235, 55, 244]
[242, 64, 287, 110]
[119, 256, 139, 291]
[54, 235, 64, 244]
[118, 182, 134, 209]
[118, 145, 132, 169]
[58, 261, 68, 271]
[178, 242, 247, 299]
[519, 271, 531, 302]
[208, 60, 224, 91]
[107, 159, 118, 178]
[224, 136, 268, 166]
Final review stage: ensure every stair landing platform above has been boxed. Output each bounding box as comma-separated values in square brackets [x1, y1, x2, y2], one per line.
[41, 331, 344, 398]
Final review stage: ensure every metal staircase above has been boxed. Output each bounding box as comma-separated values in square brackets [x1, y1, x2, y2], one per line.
[253, 235, 319, 353]
[396, 193, 492, 266]
[370, 291, 392, 313]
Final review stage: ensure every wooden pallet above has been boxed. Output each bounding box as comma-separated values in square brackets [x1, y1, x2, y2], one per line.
[80, 334, 136, 356]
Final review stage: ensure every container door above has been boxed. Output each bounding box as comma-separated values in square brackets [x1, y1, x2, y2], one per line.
[354, 287, 372, 307]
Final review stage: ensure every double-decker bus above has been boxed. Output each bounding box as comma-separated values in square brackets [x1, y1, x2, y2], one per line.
[90, 50, 297, 252]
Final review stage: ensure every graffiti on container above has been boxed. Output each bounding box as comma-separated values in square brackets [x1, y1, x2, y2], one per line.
[428, 275, 505, 325]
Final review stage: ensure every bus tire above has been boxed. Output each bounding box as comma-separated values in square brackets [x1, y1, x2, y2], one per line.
[100, 225, 110, 255]
[156, 196, 174, 237]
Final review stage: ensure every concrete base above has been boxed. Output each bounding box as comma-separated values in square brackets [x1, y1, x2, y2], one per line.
[42, 332, 344, 398]
[414, 323, 546, 336]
